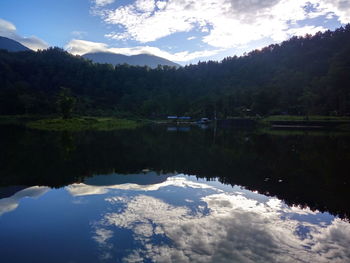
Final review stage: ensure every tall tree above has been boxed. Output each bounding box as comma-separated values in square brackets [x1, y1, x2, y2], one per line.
[57, 87, 76, 119]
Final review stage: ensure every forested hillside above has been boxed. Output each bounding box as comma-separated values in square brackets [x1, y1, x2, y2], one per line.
[0, 25, 349, 117]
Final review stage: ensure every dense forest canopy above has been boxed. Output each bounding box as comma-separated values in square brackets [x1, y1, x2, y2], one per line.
[0, 25, 349, 117]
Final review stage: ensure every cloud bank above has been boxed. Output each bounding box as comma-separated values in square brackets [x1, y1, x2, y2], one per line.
[0, 18, 49, 50]
[65, 39, 221, 62]
[0, 186, 50, 216]
[93, 0, 349, 49]
[66, 176, 219, 196]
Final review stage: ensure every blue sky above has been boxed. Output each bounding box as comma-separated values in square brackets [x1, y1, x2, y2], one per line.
[0, 0, 348, 65]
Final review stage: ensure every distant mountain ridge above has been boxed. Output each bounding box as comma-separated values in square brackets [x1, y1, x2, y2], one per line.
[0, 36, 30, 52]
[82, 52, 180, 68]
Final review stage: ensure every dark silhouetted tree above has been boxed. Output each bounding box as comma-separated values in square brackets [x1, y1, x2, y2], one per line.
[57, 87, 76, 119]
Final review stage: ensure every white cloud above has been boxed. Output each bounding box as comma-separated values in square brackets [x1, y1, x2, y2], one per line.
[287, 25, 327, 38]
[71, 30, 87, 38]
[0, 18, 48, 50]
[314, 0, 350, 24]
[65, 39, 222, 62]
[135, 0, 156, 12]
[65, 39, 108, 55]
[18, 36, 49, 51]
[93, 0, 349, 50]
[93, 0, 116, 7]
[0, 18, 16, 32]
[156, 1, 167, 10]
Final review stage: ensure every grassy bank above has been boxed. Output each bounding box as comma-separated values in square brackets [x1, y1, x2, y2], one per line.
[0, 115, 141, 131]
[26, 117, 141, 131]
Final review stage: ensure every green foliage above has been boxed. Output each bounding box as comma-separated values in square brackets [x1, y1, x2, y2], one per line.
[56, 87, 76, 119]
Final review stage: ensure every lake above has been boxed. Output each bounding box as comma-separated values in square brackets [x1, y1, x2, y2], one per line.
[0, 125, 349, 263]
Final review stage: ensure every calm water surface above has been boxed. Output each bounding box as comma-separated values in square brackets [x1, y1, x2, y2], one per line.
[0, 125, 349, 263]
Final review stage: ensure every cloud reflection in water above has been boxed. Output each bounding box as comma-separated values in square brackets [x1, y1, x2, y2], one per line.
[71, 175, 350, 263]
[0, 186, 49, 216]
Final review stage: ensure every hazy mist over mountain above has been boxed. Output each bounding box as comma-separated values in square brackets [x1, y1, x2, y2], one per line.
[83, 52, 180, 68]
[0, 36, 30, 52]
[0, 36, 180, 68]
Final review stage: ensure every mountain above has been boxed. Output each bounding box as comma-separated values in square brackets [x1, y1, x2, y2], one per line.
[0, 36, 30, 52]
[82, 52, 180, 68]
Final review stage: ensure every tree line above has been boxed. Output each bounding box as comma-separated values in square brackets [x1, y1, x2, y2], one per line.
[0, 24, 349, 118]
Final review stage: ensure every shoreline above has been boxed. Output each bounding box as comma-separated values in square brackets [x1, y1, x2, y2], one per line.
[0, 115, 141, 131]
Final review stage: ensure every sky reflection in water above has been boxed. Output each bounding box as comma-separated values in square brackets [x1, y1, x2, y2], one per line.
[0, 173, 349, 263]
